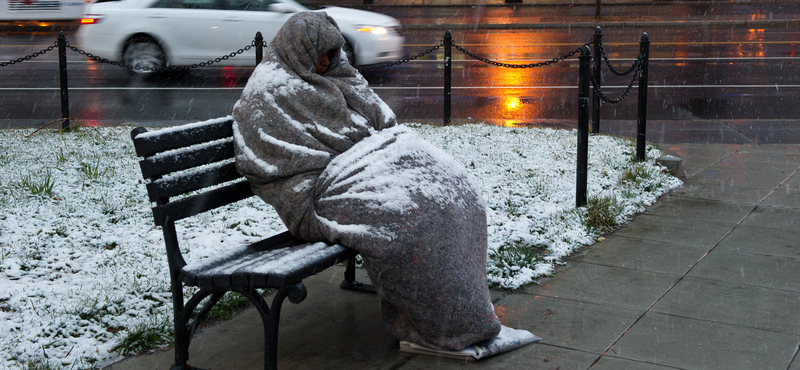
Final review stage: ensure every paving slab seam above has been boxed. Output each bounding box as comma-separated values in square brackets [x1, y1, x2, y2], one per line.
[689, 143, 753, 179]
[600, 232, 736, 246]
[490, 289, 513, 305]
[386, 356, 415, 370]
[729, 221, 800, 235]
[510, 289, 665, 312]
[789, 344, 800, 370]
[583, 148, 800, 367]
[534, 342, 604, 356]
[596, 355, 688, 370]
[585, 169, 785, 367]
[555, 258, 693, 279]
[638, 310, 800, 337]
[666, 273, 800, 295]
[721, 121, 760, 145]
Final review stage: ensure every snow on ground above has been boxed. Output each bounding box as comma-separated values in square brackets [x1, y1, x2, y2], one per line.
[0, 123, 681, 369]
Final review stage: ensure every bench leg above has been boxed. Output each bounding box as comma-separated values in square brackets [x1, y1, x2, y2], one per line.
[234, 283, 307, 370]
[172, 288, 219, 370]
[340, 255, 377, 294]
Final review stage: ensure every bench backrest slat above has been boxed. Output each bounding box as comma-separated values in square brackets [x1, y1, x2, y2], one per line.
[139, 141, 234, 180]
[131, 120, 257, 226]
[152, 180, 254, 226]
[132, 118, 234, 158]
[145, 162, 242, 202]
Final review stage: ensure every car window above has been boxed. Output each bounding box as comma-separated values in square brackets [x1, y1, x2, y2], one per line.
[151, 0, 223, 10]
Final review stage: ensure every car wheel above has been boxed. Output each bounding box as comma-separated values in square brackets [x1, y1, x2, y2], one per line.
[342, 40, 356, 66]
[123, 36, 166, 74]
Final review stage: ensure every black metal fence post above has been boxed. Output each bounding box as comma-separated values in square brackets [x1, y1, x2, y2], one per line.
[57, 31, 70, 131]
[443, 30, 452, 126]
[636, 32, 650, 161]
[592, 26, 602, 134]
[577, 45, 591, 208]
[255, 31, 264, 65]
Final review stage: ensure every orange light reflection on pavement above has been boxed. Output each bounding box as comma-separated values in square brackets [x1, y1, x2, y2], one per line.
[74, 62, 105, 126]
[466, 31, 552, 126]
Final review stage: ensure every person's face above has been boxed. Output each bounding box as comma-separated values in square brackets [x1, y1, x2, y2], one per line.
[315, 53, 330, 74]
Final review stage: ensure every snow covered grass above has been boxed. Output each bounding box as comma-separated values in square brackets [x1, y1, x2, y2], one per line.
[0, 123, 681, 369]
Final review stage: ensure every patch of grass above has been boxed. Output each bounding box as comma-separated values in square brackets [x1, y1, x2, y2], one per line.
[14, 171, 56, 198]
[23, 355, 99, 370]
[582, 196, 624, 232]
[79, 159, 112, 181]
[67, 296, 117, 322]
[111, 317, 172, 356]
[97, 196, 118, 216]
[619, 163, 653, 185]
[0, 243, 9, 267]
[55, 148, 68, 165]
[488, 240, 546, 281]
[24, 358, 60, 370]
[202, 292, 253, 322]
[503, 198, 523, 217]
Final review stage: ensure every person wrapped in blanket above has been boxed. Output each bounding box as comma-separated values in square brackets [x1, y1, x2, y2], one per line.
[232, 11, 501, 351]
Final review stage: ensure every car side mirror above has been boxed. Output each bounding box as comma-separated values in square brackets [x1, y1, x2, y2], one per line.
[267, 3, 293, 12]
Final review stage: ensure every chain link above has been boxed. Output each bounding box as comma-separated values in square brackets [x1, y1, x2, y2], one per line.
[67, 41, 256, 72]
[0, 41, 58, 67]
[598, 43, 639, 77]
[357, 41, 443, 72]
[589, 55, 643, 104]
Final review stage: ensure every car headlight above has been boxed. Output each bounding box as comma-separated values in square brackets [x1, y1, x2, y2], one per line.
[356, 26, 388, 35]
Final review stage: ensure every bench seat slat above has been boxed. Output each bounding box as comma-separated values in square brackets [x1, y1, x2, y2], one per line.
[132, 118, 234, 158]
[179, 235, 356, 289]
[151, 181, 254, 225]
[139, 141, 235, 180]
[146, 162, 243, 202]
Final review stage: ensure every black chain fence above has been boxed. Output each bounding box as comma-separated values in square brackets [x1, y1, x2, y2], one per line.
[0, 38, 263, 72]
[0, 28, 652, 213]
[589, 53, 645, 104]
[0, 29, 650, 136]
[599, 43, 640, 77]
[1, 41, 57, 67]
[357, 41, 443, 72]
[67, 40, 264, 72]
[452, 38, 593, 69]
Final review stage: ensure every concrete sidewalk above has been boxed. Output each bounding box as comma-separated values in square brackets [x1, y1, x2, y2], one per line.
[104, 140, 800, 369]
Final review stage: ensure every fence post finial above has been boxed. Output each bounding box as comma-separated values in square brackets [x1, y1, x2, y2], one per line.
[255, 31, 264, 66]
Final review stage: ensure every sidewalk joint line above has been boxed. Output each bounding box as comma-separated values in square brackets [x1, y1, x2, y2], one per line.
[593, 145, 769, 365]
[722, 121, 760, 144]
[789, 342, 800, 370]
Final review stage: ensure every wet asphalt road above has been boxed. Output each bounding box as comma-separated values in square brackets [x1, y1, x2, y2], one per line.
[0, 3, 798, 131]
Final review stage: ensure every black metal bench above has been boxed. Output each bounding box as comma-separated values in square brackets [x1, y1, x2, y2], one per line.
[130, 117, 370, 370]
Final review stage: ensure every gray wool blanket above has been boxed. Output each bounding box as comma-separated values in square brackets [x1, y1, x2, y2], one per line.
[232, 11, 501, 351]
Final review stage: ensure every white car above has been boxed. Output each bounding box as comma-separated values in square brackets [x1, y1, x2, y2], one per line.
[75, 0, 404, 72]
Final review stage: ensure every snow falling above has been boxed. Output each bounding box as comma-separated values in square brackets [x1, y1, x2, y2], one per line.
[0, 123, 681, 369]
